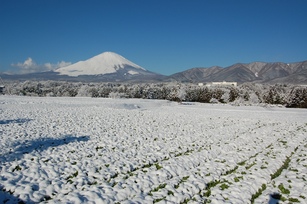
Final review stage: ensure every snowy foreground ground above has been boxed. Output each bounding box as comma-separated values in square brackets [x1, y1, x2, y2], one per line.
[1, 96, 307, 204]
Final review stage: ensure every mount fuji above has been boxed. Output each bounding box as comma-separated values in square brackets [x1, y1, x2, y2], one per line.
[56, 52, 146, 77]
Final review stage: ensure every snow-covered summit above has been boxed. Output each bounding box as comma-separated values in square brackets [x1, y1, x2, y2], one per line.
[56, 52, 145, 76]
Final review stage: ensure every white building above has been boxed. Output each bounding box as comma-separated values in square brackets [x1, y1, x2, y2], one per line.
[205, 81, 237, 87]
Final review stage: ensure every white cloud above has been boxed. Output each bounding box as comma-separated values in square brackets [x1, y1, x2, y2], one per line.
[12, 58, 38, 72]
[11, 58, 71, 74]
[43, 61, 72, 70]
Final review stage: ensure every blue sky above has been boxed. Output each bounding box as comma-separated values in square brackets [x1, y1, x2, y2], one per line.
[1, 0, 307, 75]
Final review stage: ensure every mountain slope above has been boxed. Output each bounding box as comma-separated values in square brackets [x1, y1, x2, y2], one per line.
[168, 66, 222, 82]
[208, 63, 258, 83]
[268, 61, 307, 84]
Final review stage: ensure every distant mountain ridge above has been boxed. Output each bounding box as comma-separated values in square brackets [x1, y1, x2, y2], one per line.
[168, 61, 307, 84]
[1, 52, 306, 84]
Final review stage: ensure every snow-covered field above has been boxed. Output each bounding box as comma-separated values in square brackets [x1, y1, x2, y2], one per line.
[1, 96, 307, 204]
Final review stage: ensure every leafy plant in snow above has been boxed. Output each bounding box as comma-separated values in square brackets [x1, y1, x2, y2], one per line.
[66, 171, 78, 180]
[223, 166, 238, 175]
[95, 146, 103, 151]
[142, 163, 152, 168]
[234, 176, 243, 182]
[182, 176, 189, 182]
[167, 190, 174, 196]
[238, 160, 246, 166]
[153, 197, 166, 203]
[12, 165, 22, 172]
[155, 163, 163, 170]
[174, 176, 190, 189]
[288, 197, 300, 202]
[203, 189, 211, 197]
[180, 197, 191, 204]
[245, 162, 256, 170]
[220, 183, 229, 190]
[278, 183, 290, 194]
[251, 184, 266, 203]
[206, 180, 220, 190]
[270, 155, 291, 179]
[152, 183, 167, 192]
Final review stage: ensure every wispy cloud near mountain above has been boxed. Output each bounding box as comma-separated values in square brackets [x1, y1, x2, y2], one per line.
[11, 58, 71, 74]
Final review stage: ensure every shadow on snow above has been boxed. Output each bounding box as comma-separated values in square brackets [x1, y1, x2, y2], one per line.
[1, 135, 90, 163]
[0, 135, 90, 203]
[0, 118, 33, 125]
[0, 188, 34, 204]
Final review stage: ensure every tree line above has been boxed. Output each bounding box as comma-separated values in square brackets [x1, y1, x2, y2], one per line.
[3, 81, 307, 108]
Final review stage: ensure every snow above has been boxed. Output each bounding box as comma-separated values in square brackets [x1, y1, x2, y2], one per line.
[244, 62, 267, 73]
[55, 52, 145, 76]
[127, 70, 139, 75]
[1, 96, 307, 203]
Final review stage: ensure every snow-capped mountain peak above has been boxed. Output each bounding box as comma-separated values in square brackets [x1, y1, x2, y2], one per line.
[56, 52, 145, 76]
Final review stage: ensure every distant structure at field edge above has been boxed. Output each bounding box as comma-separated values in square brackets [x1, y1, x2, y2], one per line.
[0, 85, 4, 94]
[0, 76, 5, 94]
[198, 81, 237, 87]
